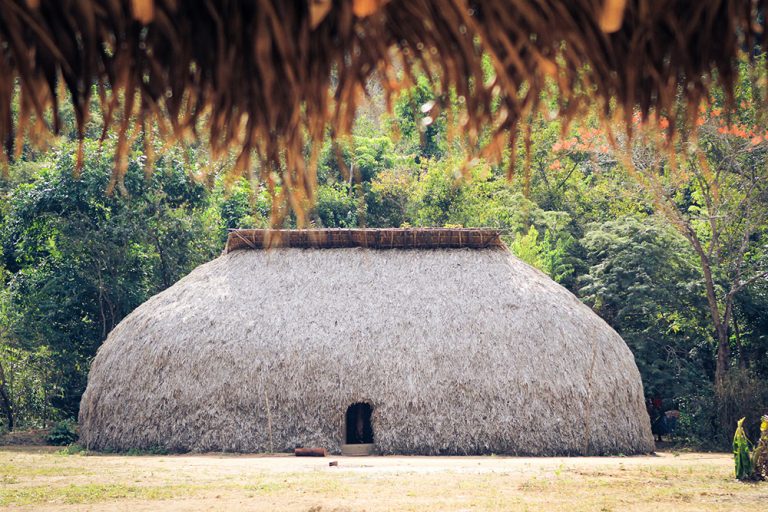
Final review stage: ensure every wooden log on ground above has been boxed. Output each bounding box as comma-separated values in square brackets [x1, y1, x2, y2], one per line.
[294, 447, 327, 457]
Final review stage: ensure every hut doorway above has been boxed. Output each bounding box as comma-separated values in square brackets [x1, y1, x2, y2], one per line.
[345, 402, 373, 444]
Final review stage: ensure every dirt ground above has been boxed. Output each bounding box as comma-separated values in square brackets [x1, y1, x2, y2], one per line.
[1, 446, 766, 511]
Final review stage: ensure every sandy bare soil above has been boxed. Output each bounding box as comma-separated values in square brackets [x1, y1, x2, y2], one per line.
[1, 446, 766, 511]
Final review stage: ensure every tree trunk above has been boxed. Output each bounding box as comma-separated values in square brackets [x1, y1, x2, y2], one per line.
[733, 313, 747, 369]
[0, 360, 14, 431]
[689, 234, 731, 387]
[715, 324, 730, 388]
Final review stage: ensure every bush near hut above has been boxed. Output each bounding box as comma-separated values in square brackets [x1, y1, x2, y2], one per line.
[46, 420, 78, 446]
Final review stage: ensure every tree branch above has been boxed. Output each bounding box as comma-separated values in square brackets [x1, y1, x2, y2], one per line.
[728, 269, 768, 298]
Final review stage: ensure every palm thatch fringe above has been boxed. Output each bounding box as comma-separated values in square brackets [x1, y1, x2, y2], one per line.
[0, 1, 764, 221]
[79, 245, 654, 455]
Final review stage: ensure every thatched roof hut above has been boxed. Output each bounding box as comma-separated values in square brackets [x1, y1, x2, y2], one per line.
[79, 228, 654, 455]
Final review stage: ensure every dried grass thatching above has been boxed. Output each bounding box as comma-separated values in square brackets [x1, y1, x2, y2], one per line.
[1, 1, 764, 221]
[79, 230, 654, 455]
[225, 228, 503, 251]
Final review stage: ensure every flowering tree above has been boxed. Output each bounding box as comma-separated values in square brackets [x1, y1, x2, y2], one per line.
[551, 102, 768, 391]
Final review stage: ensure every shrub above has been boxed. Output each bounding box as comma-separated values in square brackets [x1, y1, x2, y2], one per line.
[46, 420, 78, 446]
[675, 385, 722, 449]
[57, 443, 86, 455]
[125, 445, 170, 456]
[677, 371, 768, 450]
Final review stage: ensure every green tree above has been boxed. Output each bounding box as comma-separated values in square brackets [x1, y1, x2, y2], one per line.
[550, 78, 768, 396]
[314, 184, 359, 228]
[1, 140, 221, 420]
[392, 75, 446, 160]
[365, 169, 415, 228]
[579, 217, 711, 401]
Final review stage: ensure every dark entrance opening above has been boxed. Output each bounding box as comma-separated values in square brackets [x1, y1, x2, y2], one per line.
[345, 402, 373, 444]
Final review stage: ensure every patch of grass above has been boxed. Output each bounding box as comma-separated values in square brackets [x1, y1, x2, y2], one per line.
[124, 446, 170, 456]
[57, 443, 87, 456]
[0, 448, 765, 511]
[241, 473, 348, 496]
[93, 445, 172, 456]
[0, 483, 199, 506]
[1, 473, 18, 485]
[0, 462, 89, 479]
[1, 476, 349, 507]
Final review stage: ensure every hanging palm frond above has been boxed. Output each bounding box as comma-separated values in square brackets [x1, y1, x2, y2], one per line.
[0, 0, 764, 223]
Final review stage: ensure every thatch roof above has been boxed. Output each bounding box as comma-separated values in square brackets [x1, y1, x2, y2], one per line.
[79, 232, 654, 455]
[225, 228, 504, 251]
[1, 1, 763, 220]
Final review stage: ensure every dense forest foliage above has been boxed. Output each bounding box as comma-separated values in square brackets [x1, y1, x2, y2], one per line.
[0, 66, 766, 449]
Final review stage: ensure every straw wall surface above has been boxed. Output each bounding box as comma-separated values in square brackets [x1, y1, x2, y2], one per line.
[79, 247, 654, 455]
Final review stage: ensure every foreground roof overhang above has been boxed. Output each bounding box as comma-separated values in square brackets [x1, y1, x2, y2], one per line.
[2, 1, 762, 222]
